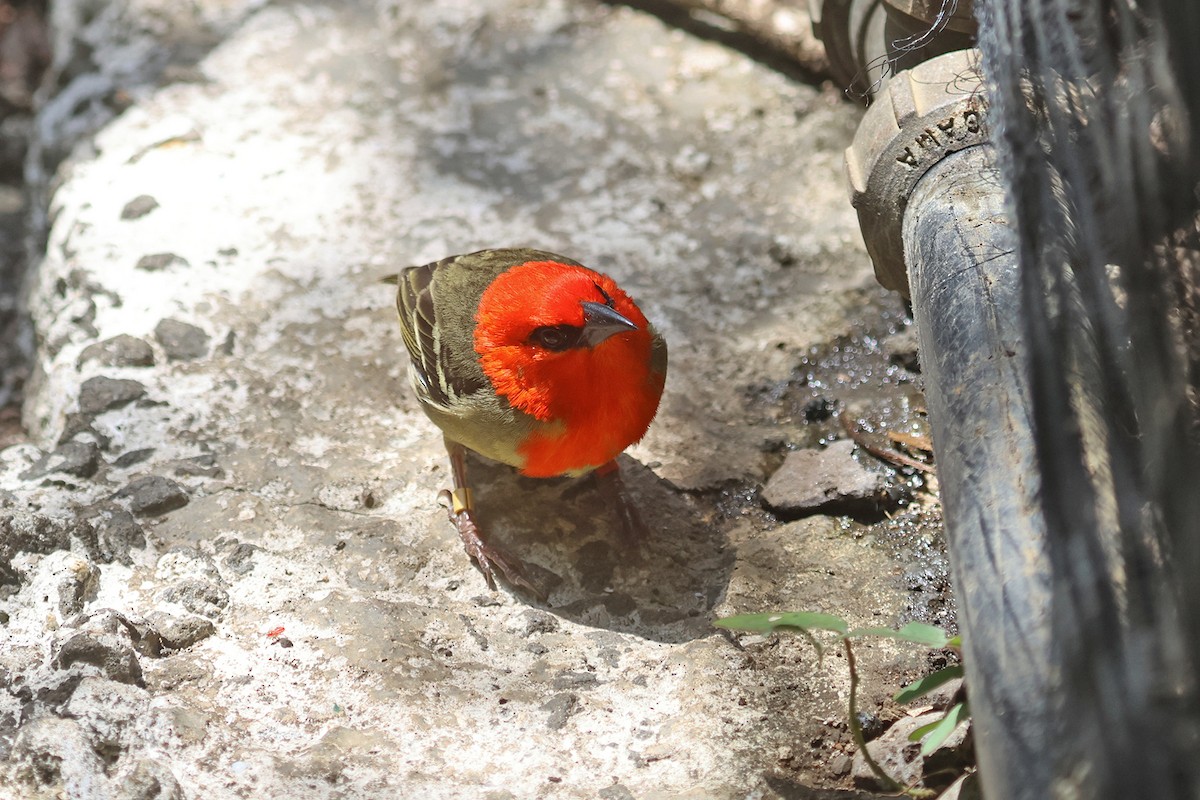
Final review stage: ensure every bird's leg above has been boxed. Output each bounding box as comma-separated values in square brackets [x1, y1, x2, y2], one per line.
[440, 438, 545, 600]
[594, 459, 649, 547]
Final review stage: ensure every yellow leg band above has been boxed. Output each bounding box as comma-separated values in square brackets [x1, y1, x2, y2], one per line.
[450, 487, 473, 515]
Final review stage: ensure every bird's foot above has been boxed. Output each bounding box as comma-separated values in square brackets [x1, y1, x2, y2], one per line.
[595, 460, 650, 549]
[439, 490, 546, 600]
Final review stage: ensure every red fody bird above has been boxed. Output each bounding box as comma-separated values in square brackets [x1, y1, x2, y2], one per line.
[393, 248, 668, 596]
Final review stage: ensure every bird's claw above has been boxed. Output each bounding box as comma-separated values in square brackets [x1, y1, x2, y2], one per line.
[613, 497, 650, 548]
[440, 491, 545, 600]
[595, 461, 650, 551]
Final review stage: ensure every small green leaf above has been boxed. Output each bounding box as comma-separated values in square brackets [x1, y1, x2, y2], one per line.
[947, 634, 962, 649]
[845, 622, 952, 648]
[909, 702, 970, 756]
[715, 611, 849, 636]
[907, 718, 944, 742]
[894, 665, 964, 703]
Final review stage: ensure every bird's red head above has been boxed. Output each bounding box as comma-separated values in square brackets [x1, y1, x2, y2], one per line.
[474, 260, 665, 476]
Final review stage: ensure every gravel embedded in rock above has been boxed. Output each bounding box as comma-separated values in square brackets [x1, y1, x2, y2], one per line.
[112, 448, 155, 468]
[0, 513, 100, 584]
[520, 610, 560, 637]
[117, 476, 189, 516]
[89, 507, 146, 565]
[20, 440, 102, 479]
[27, 552, 100, 620]
[762, 440, 893, 518]
[135, 252, 188, 271]
[120, 194, 159, 219]
[552, 671, 599, 690]
[78, 334, 155, 368]
[6, 703, 183, 800]
[172, 453, 223, 478]
[158, 578, 230, 618]
[77, 376, 146, 416]
[6, 1, 940, 795]
[55, 413, 106, 448]
[148, 611, 216, 650]
[52, 610, 159, 680]
[221, 542, 258, 575]
[53, 632, 144, 685]
[154, 318, 210, 361]
[542, 693, 580, 730]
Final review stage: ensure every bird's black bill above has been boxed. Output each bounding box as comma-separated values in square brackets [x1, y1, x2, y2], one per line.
[581, 301, 637, 347]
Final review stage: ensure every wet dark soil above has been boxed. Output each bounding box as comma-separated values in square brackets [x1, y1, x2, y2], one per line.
[740, 289, 953, 634]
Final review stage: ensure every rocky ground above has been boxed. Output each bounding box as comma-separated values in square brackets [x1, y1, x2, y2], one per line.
[0, 1, 962, 798]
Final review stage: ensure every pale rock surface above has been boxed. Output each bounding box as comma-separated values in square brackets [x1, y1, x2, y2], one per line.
[0, 1, 941, 797]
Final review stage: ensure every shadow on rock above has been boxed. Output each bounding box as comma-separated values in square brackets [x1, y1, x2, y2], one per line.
[762, 774, 889, 800]
[465, 452, 733, 644]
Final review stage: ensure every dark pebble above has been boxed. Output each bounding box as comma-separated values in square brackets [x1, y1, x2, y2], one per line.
[56, 414, 108, 449]
[541, 693, 580, 731]
[20, 440, 102, 480]
[221, 542, 258, 575]
[856, 711, 887, 740]
[117, 475, 189, 516]
[78, 376, 146, 416]
[78, 334, 155, 368]
[90, 506, 146, 565]
[551, 671, 599, 690]
[136, 253, 188, 272]
[53, 633, 143, 685]
[120, 194, 160, 220]
[155, 318, 210, 361]
[112, 448, 155, 468]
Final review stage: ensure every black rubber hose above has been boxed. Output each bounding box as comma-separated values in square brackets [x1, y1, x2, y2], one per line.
[903, 144, 1053, 800]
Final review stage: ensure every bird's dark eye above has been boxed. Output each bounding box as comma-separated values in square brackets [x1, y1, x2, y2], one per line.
[530, 325, 581, 352]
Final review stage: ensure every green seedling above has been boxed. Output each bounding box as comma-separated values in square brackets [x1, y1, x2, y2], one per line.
[716, 612, 968, 797]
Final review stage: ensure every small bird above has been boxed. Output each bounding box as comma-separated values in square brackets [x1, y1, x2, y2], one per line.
[393, 248, 668, 596]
